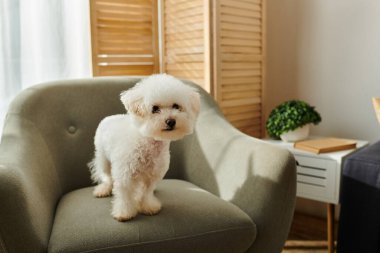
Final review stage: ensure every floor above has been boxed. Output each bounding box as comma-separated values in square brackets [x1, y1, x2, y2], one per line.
[282, 212, 338, 253]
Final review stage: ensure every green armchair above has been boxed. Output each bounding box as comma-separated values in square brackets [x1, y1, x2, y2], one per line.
[0, 77, 296, 253]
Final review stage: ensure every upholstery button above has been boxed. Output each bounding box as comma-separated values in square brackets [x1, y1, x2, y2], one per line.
[68, 126, 76, 134]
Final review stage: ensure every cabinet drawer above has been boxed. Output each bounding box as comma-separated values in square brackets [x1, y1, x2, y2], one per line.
[294, 155, 338, 203]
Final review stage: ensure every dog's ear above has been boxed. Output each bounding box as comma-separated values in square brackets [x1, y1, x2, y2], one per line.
[189, 91, 201, 117]
[120, 88, 146, 117]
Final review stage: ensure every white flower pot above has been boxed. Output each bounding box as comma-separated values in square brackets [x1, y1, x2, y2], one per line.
[280, 124, 310, 142]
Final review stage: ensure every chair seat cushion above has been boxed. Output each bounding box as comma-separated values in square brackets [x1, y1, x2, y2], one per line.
[48, 179, 256, 253]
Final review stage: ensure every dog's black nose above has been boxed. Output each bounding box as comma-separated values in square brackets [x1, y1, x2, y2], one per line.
[165, 119, 176, 129]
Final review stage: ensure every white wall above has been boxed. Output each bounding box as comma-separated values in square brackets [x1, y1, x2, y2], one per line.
[266, 0, 380, 144]
[266, 0, 380, 218]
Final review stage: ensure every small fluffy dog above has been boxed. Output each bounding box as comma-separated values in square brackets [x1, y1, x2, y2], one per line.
[89, 74, 200, 221]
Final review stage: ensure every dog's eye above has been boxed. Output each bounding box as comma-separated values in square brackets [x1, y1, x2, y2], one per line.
[152, 105, 160, 114]
[172, 103, 180, 110]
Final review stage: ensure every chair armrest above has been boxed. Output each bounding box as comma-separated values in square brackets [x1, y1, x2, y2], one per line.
[0, 114, 61, 253]
[176, 93, 297, 253]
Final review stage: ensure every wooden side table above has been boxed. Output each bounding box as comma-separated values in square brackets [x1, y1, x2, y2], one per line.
[264, 138, 368, 253]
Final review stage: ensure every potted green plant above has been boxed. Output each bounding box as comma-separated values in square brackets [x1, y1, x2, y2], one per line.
[266, 100, 322, 142]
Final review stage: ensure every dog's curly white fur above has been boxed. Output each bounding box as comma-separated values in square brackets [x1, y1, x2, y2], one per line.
[88, 74, 200, 221]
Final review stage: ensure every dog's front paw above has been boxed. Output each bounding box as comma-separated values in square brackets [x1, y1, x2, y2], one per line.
[112, 203, 138, 222]
[139, 197, 162, 216]
[93, 183, 112, 198]
[112, 210, 137, 222]
[113, 212, 136, 222]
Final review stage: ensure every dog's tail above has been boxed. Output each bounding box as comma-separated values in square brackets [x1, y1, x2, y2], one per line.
[88, 152, 112, 184]
[88, 158, 101, 184]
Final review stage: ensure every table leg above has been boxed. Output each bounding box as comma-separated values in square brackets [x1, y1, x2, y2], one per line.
[327, 203, 335, 253]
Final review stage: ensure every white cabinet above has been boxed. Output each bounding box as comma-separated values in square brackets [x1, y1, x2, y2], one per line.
[265, 138, 368, 204]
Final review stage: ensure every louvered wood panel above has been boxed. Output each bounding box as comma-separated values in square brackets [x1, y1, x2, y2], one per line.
[90, 0, 265, 138]
[161, 0, 212, 92]
[214, 0, 265, 138]
[90, 0, 159, 76]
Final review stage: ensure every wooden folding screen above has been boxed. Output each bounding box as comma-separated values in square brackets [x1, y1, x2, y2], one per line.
[213, 0, 265, 137]
[90, 0, 160, 76]
[161, 0, 212, 92]
[90, 0, 265, 138]
[162, 0, 265, 137]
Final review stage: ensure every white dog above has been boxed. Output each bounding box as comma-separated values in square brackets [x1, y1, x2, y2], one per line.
[89, 74, 200, 221]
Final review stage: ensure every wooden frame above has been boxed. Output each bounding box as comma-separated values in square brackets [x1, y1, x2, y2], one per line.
[152, 0, 160, 73]
[261, 0, 267, 138]
[204, 0, 213, 95]
[212, 0, 221, 101]
[90, 0, 100, 76]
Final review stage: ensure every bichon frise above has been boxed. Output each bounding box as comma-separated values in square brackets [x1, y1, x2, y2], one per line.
[89, 74, 200, 221]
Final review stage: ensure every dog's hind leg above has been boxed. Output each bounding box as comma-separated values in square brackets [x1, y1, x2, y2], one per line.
[89, 149, 113, 197]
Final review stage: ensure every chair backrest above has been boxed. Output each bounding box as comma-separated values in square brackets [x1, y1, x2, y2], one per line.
[3, 77, 146, 194]
[2, 77, 214, 195]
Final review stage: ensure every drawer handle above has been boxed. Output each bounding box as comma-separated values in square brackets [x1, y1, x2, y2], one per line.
[297, 164, 326, 171]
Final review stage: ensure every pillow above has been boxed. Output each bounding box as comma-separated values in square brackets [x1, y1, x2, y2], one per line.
[372, 97, 380, 124]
